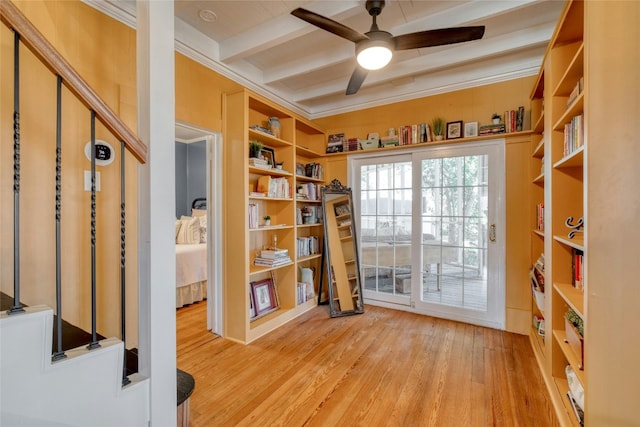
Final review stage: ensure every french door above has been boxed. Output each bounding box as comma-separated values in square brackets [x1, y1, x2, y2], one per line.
[351, 140, 505, 328]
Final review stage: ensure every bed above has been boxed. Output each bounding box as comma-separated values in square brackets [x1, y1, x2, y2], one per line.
[175, 198, 208, 308]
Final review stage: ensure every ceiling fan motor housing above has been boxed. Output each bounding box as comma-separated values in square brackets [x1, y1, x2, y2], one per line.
[366, 0, 386, 16]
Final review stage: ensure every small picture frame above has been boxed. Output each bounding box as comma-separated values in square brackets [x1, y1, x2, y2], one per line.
[261, 147, 276, 168]
[327, 133, 345, 153]
[446, 121, 463, 139]
[250, 278, 279, 319]
[249, 291, 256, 319]
[464, 121, 479, 138]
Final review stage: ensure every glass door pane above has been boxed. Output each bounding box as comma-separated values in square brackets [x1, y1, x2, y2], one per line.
[420, 155, 488, 310]
[359, 160, 412, 305]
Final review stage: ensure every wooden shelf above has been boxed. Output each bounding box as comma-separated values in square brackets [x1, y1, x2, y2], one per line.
[533, 172, 545, 184]
[552, 329, 585, 385]
[553, 92, 584, 131]
[532, 137, 545, 158]
[296, 253, 321, 262]
[552, 43, 584, 97]
[224, 89, 326, 344]
[324, 131, 533, 157]
[248, 128, 292, 148]
[553, 377, 582, 427]
[528, 1, 589, 424]
[295, 145, 324, 158]
[248, 166, 293, 177]
[295, 174, 323, 183]
[554, 282, 584, 317]
[553, 234, 584, 251]
[249, 262, 294, 275]
[553, 145, 583, 169]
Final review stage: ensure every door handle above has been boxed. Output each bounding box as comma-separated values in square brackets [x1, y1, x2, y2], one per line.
[489, 224, 496, 242]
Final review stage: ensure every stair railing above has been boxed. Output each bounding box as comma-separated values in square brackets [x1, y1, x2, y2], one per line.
[1, 0, 146, 387]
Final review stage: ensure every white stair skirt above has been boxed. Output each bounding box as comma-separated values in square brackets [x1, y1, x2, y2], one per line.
[1, 306, 149, 427]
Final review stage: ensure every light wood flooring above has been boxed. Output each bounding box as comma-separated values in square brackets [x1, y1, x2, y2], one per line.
[177, 302, 558, 426]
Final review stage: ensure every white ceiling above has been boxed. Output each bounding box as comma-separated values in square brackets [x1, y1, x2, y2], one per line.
[88, 0, 563, 119]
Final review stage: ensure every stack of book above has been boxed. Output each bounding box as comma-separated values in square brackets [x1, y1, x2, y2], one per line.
[479, 123, 506, 135]
[254, 248, 292, 267]
[249, 157, 270, 168]
[344, 138, 360, 152]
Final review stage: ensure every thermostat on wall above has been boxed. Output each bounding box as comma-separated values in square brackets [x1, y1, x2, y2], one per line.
[84, 140, 114, 166]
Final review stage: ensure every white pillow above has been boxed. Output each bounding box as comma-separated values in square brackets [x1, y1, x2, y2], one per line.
[192, 208, 207, 217]
[198, 216, 207, 243]
[176, 216, 200, 244]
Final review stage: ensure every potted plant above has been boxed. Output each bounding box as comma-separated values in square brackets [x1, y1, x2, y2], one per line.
[431, 117, 445, 140]
[249, 140, 263, 159]
[491, 113, 501, 124]
[263, 215, 271, 226]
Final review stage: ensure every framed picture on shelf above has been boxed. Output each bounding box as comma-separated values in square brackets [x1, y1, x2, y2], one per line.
[446, 121, 463, 139]
[326, 133, 344, 153]
[261, 147, 276, 168]
[249, 291, 256, 319]
[250, 278, 279, 318]
[464, 121, 479, 137]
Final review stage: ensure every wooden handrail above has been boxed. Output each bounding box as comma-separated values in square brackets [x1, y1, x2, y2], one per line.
[0, 0, 147, 163]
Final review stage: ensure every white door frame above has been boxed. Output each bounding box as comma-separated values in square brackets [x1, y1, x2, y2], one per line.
[175, 121, 223, 335]
[348, 139, 506, 329]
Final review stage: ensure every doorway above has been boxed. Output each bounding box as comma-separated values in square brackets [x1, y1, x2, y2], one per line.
[175, 122, 223, 335]
[350, 140, 505, 329]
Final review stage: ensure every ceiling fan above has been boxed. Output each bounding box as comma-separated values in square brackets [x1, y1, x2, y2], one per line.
[291, 0, 485, 95]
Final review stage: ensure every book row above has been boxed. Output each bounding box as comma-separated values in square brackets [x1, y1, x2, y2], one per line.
[563, 114, 584, 157]
[296, 235, 320, 258]
[296, 182, 319, 201]
[256, 176, 292, 199]
[536, 203, 544, 232]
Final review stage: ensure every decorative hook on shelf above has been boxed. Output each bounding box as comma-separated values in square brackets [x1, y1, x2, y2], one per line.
[565, 216, 584, 239]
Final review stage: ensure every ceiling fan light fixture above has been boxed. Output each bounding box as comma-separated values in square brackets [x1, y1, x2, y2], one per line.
[356, 40, 393, 70]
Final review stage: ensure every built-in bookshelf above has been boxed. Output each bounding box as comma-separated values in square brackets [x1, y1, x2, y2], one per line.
[529, 1, 586, 426]
[223, 90, 327, 343]
[529, 67, 546, 359]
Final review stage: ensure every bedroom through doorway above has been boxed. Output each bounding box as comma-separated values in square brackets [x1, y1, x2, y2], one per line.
[175, 122, 223, 338]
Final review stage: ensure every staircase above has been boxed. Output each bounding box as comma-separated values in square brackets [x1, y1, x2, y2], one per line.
[1, 2, 150, 425]
[1, 307, 149, 427]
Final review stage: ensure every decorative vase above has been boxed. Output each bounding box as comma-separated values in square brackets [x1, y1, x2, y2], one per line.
[264, 219, 271, 226]
[435, 135, 444, 141]
[268, 117, 281, 138]
[492, 118, 500, 124]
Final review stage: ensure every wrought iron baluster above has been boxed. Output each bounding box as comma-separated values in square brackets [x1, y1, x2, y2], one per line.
[87, 111, 100, 350]
[120, 141, 130, 386]
[9, 30, 24, 315]
[52, 75, 66, 361]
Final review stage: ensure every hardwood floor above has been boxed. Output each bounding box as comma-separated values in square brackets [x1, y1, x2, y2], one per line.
[177, 302, 559, 426]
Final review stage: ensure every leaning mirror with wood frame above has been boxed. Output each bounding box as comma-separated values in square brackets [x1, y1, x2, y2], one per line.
[321, 179, 364, 317]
